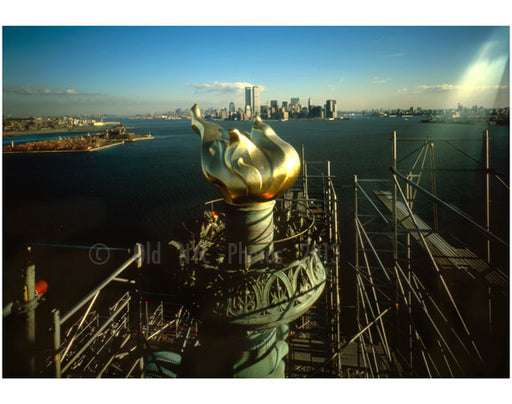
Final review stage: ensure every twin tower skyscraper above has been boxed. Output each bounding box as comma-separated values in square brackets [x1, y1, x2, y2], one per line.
[245, 86, 260, 118]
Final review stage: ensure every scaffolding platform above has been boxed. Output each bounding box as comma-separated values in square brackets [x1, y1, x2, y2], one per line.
[374, 190, 508, 289]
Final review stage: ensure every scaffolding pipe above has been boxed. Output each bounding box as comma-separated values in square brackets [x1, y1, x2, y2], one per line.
[61, 244, 143, 324]
[391, 131, 400, 358]
[393, 178, 483, 363]
[61, 291, 99, 362]
[53, 309, 61, 378]
[356, 222, 393, 361]
[22, 262, 36, 375]
[61, 295, 131, 375]
[357, 273, 392, 374]
[301, 145, 309, 201]
[410, 271, 473, 358]
[354, 175, 361, 370]
[308, 306, 393, 377]
[390, 168, 507, 247]
[356, 274, 383, 375]
[332, 184, 342, 376]
[356, 217, 392, 283]
[394, 261, 463, 373]
[387, 260, 445, 376]
[355, 182, 390, 224]
[484, 130, 491, 262]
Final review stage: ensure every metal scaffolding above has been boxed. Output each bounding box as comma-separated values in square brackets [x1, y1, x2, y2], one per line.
[349, 130, 509, 377]
[34, 244, 198, 378]
[286, 146, 342, 378]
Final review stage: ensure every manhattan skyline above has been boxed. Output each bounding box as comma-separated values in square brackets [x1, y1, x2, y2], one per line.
[2, 26, 510, 116]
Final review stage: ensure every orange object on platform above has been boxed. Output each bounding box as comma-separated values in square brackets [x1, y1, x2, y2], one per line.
[35, 280, 48, 295]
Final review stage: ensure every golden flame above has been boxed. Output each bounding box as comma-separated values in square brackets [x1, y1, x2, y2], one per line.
[191, 104, 300, 205]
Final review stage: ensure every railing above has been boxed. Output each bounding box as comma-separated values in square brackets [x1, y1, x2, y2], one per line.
[51, 243, 143, 377]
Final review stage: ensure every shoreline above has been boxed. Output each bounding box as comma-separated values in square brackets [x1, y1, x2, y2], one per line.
[3, 141, 126, 154]
[3, 135, 153, 154]
[3, 125, 137, 136]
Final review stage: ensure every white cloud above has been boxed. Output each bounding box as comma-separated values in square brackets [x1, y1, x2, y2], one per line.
[186, 81, 264, 94]
[4, 86, 98, 96]
[372, 76, 392, 85]
[416, 83, 457, 92]
[395, 81, 509, 109]
[414, 83, 508, 94]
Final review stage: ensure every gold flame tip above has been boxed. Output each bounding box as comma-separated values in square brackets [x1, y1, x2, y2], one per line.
[190, 105, 300, 205]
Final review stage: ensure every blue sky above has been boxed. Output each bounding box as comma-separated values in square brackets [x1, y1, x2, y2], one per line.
[2, 26, 509, 116]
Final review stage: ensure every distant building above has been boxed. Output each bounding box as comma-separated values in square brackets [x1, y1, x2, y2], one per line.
[245, 86, 260, 117]
[300, 107, 309, 119]
[260, 105, 270, 119]
[245, 87, 252, 117]
[310, 106, 324, 119]
[270, 100, 278, 119]
[253, 86, 260, 116]
[290, 98, 301, 114]
[325, 100, 336, 119]
[229, 102, 235, 114]
[245, 105, 252, 120]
